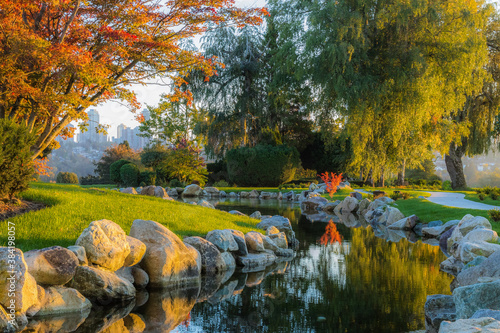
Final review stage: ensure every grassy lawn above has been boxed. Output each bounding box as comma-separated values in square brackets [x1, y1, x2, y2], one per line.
[1, 183, 261, 251]
[462, 192, 500, 207]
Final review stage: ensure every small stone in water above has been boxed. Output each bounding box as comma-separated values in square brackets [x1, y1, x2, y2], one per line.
[317, 316, 326, 322]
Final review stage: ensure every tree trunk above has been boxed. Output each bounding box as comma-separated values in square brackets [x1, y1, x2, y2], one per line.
[397, 159, 406, 185]
[445, 141, 467, 190]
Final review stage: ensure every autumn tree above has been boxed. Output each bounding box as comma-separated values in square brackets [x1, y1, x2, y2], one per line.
[94, 141, 139, 182]
[0, 0, 267, 162]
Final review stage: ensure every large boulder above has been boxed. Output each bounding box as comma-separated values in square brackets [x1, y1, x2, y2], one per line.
[204, 187, 220, 197]
[453, 279, 500, 319]
[236, 252, 277, 269]
[425, 294, 456, 333]
[248, 190, 260, 198]
[388, 215, 419, 230]
[456, 251, 500, 287]
[129, 219, 200, 288]
[120, 187, 137, 195]
[256, 216, 295, 244]
[154, 186, 169, 198]
[167, 188, 178, 197]
[463, 228, 499, 243]
[221, 252, 236, 271]
[357, 198, 371, 216]
[206, 230, 238, 252]
[250, 211, 262, 219]
[225, 229, 249, 256]
[459, 241, 500, 264]
[245, 232, 266, 252]
[338, 196, 359, 214]
[35, 287, 91, 316]
[423, 220, 460, 238]
[123, 236, 146, 267]
[300, 196, 329, 213]
[0, 305, 16, 333]
[366, 197, 393, 212]
[439, 226, 456, 253]
[471, 309, 500, 320]
[67, 245, 87, 265]
[0, 248, 39, 313]
[440, 256, 465, 276]
[24, 246, 79, 285]
[70, 265, 135, 304]
[183, 237, 226, 273]
[269, 232, 288, 249]
[439, 317, 500, 332]
[75, 219, 131, 271]
[379, 207, 405, 226]
[322, 201, 341, 214]
[182, 184, 203, 197]
[457, 215, 492, 235]
[140, 185, 156, 196]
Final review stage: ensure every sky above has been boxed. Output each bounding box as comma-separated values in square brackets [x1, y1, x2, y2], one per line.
[89, 0, 267, 139]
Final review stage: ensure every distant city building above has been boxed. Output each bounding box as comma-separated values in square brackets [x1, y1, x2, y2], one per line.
[112, 109, 150, 150]
[78, 109, 107, 144]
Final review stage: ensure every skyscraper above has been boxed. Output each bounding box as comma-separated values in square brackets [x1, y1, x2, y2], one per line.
[78, 109, 107, 143]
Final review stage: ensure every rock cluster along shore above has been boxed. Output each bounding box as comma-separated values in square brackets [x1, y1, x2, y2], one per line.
[116, 181, 352, 203]
[304, 192, 500, 333]
[0, 213, 296, 332]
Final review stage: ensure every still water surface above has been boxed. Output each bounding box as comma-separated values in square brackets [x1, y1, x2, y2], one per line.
[25, 199, 453, 332]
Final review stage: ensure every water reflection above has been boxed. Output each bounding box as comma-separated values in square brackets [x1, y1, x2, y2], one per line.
[23, 199, 453, 332]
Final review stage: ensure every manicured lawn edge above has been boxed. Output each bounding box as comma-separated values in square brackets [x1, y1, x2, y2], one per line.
[1, 183, 262, 251]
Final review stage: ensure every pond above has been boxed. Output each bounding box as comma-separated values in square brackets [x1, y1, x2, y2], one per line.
[24, 198, 453, 332]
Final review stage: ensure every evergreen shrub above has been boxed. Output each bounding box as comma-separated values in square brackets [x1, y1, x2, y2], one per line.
[56, 172, 79, 184]
[110, 159, 132, 184]
[120, 163, 140, 187]
[226, 144, 301, 186]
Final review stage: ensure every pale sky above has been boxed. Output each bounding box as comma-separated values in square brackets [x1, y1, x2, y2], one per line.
[89, 0, 267, 139]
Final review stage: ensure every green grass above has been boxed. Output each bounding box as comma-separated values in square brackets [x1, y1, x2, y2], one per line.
[1, 183, 261, 251]
[463, 192, 500, 206]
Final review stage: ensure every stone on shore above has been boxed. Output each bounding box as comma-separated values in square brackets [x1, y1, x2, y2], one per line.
[70, 265, 135, 304]
[120, 187, 137, 194]
[453, 279, 500, 319]
[257, 216, 295, 244]
[338, 196, 359, 214]
[123, 236, 146, 267]
[0, 248, 39, 313]
[424, 294, 456, 333]
[388, 215, 419, 230]
[129, 219, 200, 288]
[35, 287, 91, 317]
[182, 184, 203, 197]
[236, 252, 277, 269]
[184, 237, 225, 273]
[206, 230, 238, 252]
[67, 246, 87, 265]
[225, 229, 248, 256]
[301, 197, 329, 213]
[75, 219, 131, 271]
[456, 251, 500, 287]
[439, 317, 500, 332]
[245, 232, 266, 252]
[24, 246, 79, 286]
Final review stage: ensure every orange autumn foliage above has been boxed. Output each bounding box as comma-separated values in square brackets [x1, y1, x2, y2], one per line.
[320, 220, 343, 245]
[0, 0, 268, 159]
[319, 172, 343, 198]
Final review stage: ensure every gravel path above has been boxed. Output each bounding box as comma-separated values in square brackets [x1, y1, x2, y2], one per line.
[354, 189, 500, 210]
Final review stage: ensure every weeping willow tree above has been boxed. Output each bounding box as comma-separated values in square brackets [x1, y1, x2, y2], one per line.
[444, 15, 500, 189]
[301, 0, 491, 183]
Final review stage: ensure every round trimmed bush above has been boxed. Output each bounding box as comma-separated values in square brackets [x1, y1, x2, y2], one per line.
[56, 172, 79, 184]
[120, 163, 140, 187]
[140, 171, 156, 186]
[110, 159, 132, 184]
[226, 144, 301, 187]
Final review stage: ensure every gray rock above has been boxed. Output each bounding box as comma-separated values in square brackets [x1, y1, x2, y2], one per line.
[250, 211, 262, 219]
[0, 305, 16, 332]
[182, 184, 203, 197]
[236, 252, 277, 269]
[350, 192, 363, 201]
[440, 256, 465, 276]
[197, 200, 215, 209]
[257, 216, 295, 244]
[456, 251, 500, 287]
[322, 201, 341, 213]
[439, 317, 500, 332]
[248, 190, 260, 198]
[120, 187, 137, 194]
[183, 237, 225, 273]
[463, 256, 487, 270]
[388, 215, 419, 230]
[459, 241, 500, 264]
[75, 219, 131, 271]
[429, 220, 443, 228]
[204, 187, 220, 197]
[245, 232, 266, 252]
[167, 188, 178, 197]
[131, 266, 149, 289]
[471, 309, 500, 320]
[35, 286, 91, 316]
[439, 226, 456, 254]
[301, 196, 329, 213]
[0, 248, 39, 313]
[269, 232, 288, 249]
[239, 191, 250, 198]
[228, 192, 238, 198]
[70, 266, 135, 304]
[123, 236, 146, 267]
[129, 219, 200, 288]
[228, 210, 246, 216]
[224, 229, 248, 256]
[67, 245, 88, 265]
[454, 279, 500, 318]
[424, 294, 456, 333]
[140, 185, 156, 196]
[206, 230, 238, 252]
[423, 220, 460, 238]
[220, 252, 236, 271]
[24, 246, 79, 285]
[463, 229, 499, 243]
